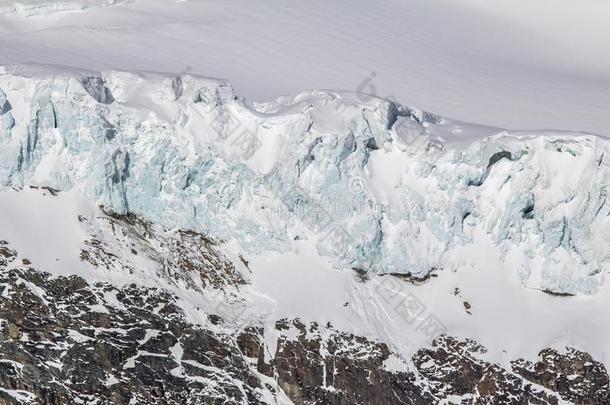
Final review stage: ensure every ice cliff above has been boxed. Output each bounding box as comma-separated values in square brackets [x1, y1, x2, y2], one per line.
[1, 65, 608, 295]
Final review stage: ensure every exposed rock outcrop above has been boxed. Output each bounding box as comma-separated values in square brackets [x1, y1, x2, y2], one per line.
[1, 227, 609, 404]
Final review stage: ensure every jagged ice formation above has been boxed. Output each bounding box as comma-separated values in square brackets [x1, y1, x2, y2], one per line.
[1, 66, 609, 295]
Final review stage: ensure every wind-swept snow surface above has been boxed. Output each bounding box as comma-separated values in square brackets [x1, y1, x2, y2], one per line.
[0, 0, 609, 133]
[0, 0, 128, 16]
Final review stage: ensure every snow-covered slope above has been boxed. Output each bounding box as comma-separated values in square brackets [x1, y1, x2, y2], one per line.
[4, 224, 608, 404]
[0, 0, 127, 16]
[0, 0, 609, 134]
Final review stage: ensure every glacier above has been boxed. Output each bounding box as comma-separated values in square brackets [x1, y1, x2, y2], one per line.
[1, 65, 609, 296]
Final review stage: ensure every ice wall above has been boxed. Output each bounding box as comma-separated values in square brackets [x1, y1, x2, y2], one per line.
[1, 66, 609, 295]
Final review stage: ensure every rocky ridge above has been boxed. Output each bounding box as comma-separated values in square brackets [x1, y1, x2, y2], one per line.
[1, 220, 608, 404]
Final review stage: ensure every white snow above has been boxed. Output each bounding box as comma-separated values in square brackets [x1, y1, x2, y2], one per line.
[67, 329, 94, 343]
[0, 0, 609, 134]
[0, 359, 23, 375]
[0, 187, 92, 275]
[250, 234, 610, 370]
[0, 0, 128, 17]
[0, 387, 36, 403]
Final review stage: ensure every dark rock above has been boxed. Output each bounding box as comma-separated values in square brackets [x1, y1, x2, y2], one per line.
[1, 214, 608, 405]
[512, 348, 610, 404]
[267, 319, 433, 405]
[0, 264, 268, 404]
[82, 76, 115, 105]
